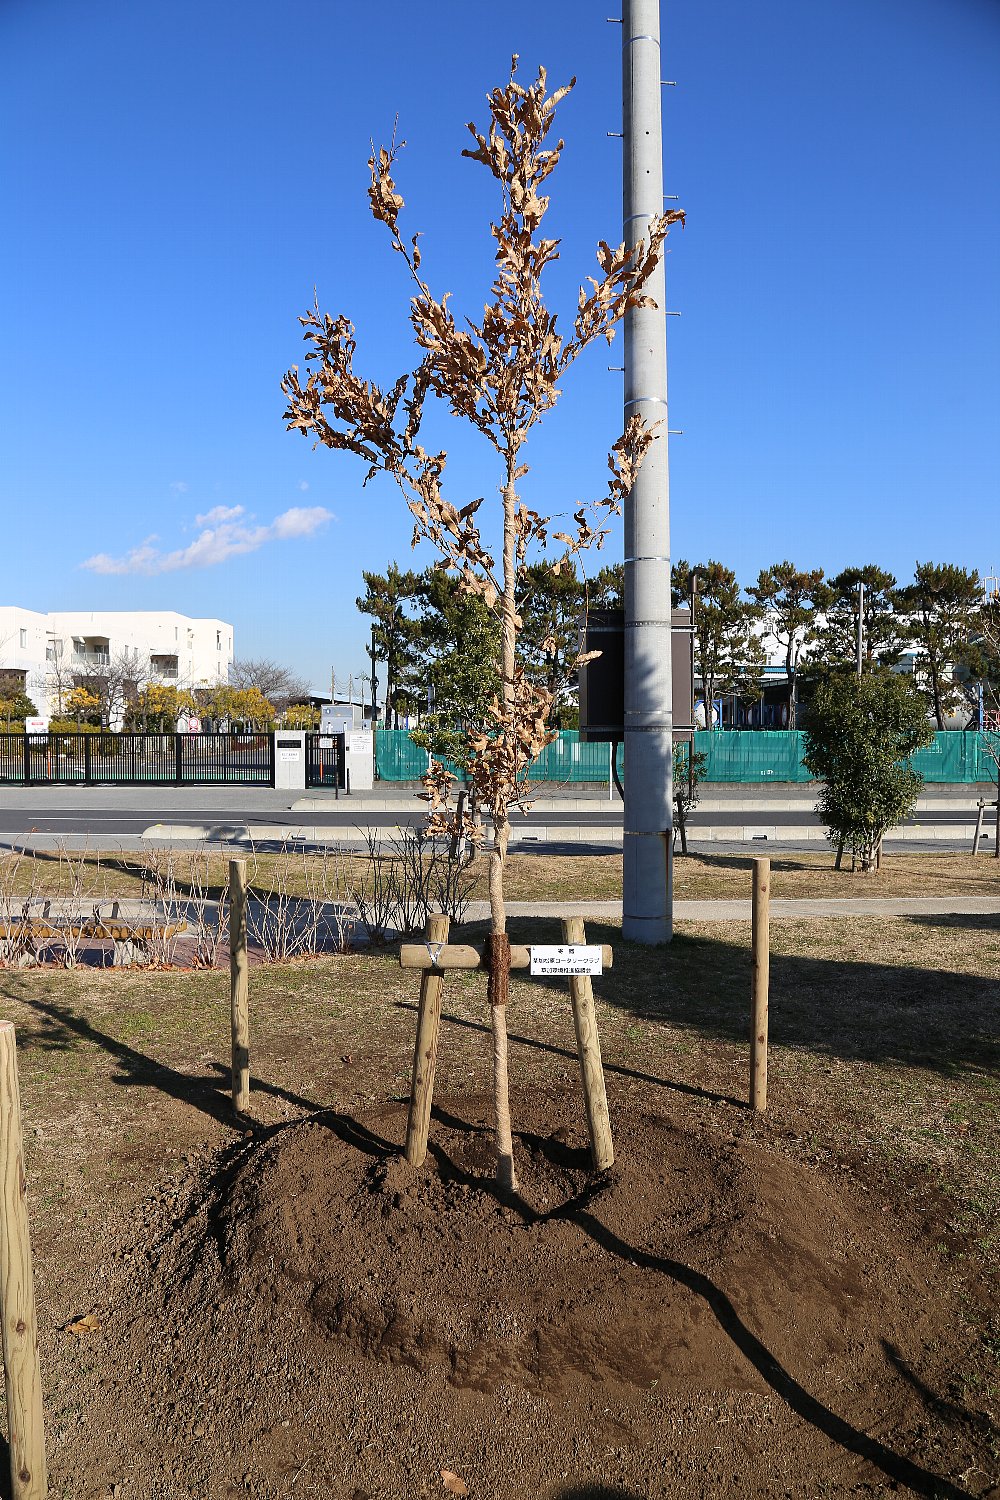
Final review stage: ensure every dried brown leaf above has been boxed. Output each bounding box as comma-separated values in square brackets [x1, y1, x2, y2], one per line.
[67, 1312, 101, 1335]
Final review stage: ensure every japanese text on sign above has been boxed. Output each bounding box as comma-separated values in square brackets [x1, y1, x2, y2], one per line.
[529, 945, 603, 977]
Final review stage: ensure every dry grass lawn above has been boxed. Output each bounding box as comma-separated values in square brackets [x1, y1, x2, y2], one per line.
[3, 845, 999, 906]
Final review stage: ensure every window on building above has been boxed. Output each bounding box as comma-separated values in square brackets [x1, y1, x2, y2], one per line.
[19, 629, 26, 648]
[216, 631, 221, 649]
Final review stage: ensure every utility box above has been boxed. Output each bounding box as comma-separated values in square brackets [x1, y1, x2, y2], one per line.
[344, 728, 374, 792]
[274, 731, 307, 791]
[578, 610, 694, 744]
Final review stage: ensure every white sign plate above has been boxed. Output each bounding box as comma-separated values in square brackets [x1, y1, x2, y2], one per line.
[279, 748, 300, 762]
[529, 944, 603, 977]
[319, 736, 334, 749]
[25, 717, 49, 734]
[348, 732, 373, 755]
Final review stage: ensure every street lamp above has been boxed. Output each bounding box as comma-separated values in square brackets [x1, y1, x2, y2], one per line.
[688, 570, 700, 801]
[367, 624, 379, 727]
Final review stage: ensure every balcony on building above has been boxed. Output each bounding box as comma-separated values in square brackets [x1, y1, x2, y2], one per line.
[150, 653, 179, 681]
[70, 636, 111, 672]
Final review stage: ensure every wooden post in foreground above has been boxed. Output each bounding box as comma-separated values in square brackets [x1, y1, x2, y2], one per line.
[229, 858, 250, 1114]
[404, 913, 450, 1167]
[562, 917, 614, 1171]
[0, 1022, 47, 1500]
[751, 857, 770, 1113]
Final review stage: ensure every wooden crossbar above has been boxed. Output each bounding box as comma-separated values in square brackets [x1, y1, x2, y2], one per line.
[399, 941, 613, 972]
[401, 917, 615, 1175]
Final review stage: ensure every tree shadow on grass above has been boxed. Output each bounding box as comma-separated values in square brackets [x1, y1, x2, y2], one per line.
[5, 991, 355, 1131]
[486, 915, 1000, 1081]
[397, 1000, 745, 1110]
[4, 989, 239, 1128]
[906, 912, 1000, 935]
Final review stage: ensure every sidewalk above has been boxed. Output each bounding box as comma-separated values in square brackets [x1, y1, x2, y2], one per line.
[461, 895, 1000, 923]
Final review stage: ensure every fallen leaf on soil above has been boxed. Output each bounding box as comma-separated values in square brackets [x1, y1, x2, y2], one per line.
[341, 1054, 354, 1065]
[67, 1313, 100, 1335]
[441, 1471, 468, 1495]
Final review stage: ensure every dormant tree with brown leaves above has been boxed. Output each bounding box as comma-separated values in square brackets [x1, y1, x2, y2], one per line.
[282, 60, 681, 1188]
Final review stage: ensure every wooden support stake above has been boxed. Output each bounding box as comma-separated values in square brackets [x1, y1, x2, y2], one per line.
[562, 917, 614, 1172]
[0, 1022, 47, 1500]
[751, 856, 770, 1113]
[229, 858, 250, 1114]
[404, 913, 451, 1168]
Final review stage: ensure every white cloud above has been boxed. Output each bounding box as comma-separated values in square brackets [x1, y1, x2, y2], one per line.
[169, 480, 189, 494]
[298, 480, 310, 492]
[82, 506, 334, 576]
[194, 503, 245, 527]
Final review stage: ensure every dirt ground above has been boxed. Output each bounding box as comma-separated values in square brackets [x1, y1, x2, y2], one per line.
[2, 909, 997, 1499]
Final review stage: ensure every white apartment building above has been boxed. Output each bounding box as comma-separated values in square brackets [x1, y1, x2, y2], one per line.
[0, 607, 234, 718]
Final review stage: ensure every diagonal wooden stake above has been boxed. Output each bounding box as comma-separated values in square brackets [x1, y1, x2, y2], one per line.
[562, 917, 614, 1171]
[404, 913, 450, 1167]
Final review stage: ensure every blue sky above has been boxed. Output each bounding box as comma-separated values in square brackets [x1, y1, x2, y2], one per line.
[2, 0, 998, 692]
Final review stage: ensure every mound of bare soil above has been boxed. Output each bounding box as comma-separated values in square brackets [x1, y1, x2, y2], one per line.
[52, 1088, 992, 1499]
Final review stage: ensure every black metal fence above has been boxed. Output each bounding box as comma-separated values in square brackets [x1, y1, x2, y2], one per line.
[305, 732, 344, 790]
[0, 733, 275, 786]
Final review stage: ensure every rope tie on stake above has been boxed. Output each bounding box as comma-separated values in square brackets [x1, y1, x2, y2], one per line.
[486, 933, 511, 1007]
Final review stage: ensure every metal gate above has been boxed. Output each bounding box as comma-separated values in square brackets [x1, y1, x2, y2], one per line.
[305, 732, 345, 790]
[0, 732, 275, 786]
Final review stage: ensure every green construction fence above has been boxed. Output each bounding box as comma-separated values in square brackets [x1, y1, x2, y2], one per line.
[374, 727, 998, 785]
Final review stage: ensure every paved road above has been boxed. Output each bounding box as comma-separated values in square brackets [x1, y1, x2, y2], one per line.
[0, 803, 992, 838]
[0, 786, 994, 850]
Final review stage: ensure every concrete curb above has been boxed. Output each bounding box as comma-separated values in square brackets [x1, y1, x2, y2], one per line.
[139, 821, 988, 848]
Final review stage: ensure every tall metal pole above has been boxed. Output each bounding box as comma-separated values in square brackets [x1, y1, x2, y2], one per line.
[622, 0, 673, 944]
[368, 624, 378, 725]
[856, 580, 865, 675]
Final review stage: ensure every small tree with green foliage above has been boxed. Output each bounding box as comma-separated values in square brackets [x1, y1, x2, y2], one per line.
[895, 562, 984, 729]
[409, 568, 501, 774]
[749, 561, 830, 729]
[803, 671, 933, 873]
[672, 739, 708, 856]
[0, 689, 38, 730]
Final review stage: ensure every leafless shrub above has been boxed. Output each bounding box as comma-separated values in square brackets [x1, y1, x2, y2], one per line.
[49, 843, 107, 967]
[348, 830, 403, 946]
[185, 848, 229, 968]
[430, 843, 480, 926]
[0, 850, 30, 965]
[246, 839, 318, 963]
[142, 850, 186, 967]
[0, 852, 45, 967]
[300, 845, 355, 955]
[388, 825, 435, 935]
